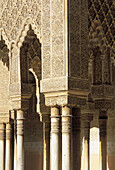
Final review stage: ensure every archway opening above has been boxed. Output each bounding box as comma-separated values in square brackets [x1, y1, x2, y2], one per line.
[20, 25, 43, 170]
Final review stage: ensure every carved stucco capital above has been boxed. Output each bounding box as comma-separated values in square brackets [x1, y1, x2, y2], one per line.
[45, 94, 87, 108]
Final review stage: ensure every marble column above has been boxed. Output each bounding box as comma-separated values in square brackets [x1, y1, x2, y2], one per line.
[81, 113, 93, 170]
[83, 121, 90, 170]
[14, 111, 17, 170]
[42, 114, 50, 170]
[0, 123, 5, 170]
[72, 108, 81, 170]
[99, 113, 107, 170]
[62, 106, 72, 170]
[5, 123, 12, 170]
[17, 110, 24, 170]
[51, 107, 60, 170]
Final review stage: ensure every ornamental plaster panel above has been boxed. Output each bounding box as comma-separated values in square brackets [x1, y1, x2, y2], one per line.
[69, 0, 89, 79]
[9, 83, 21, 96]
[10, 45, 20, 85]
[51, 0, 65, 78]
[80, 0, 89, 79]
[41, 77, 68, 93]
[0, 0, 41, 46]
[42, 0, 51, 79]
[69, 0, 81, 78]
[41, 77, 90, 94]
[68, 77, 90, 91]
[91, 85, 114, 99]
[95, 100, 114, 110]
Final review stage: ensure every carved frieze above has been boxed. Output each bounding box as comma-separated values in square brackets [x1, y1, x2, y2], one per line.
[41, 77, 67, 93]
[91, 84, 114, 100]
[41, 77, 90, 94]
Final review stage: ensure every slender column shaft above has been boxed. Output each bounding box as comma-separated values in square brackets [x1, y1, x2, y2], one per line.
[72, 108, 81, 170]
[51, 107, 60, 170]
[99, 118, 107, 170]
[14, 112, 17, 170]
[83, 121, 90, 170]
[0, 123, 5, 170]
[43, 115, 50, 170]
[5, 123, 12, 170]
[62, 106, 72, 170]
[81, 113, 93, 170]
[17, 110, 24, 170]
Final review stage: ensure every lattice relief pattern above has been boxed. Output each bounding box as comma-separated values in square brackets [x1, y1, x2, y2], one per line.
[88, 0, 114, 47]
[0, 0, 41, 42]
[88, 0, 114, 85]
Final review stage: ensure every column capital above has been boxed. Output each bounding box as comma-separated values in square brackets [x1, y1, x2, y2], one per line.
[51, 107, 60, 134]
[51, 107, 60, 116]
[17, 110, 24, 120]
[0, 123, 5, 140]
[62, 106, 72, 134]
[62, 106, 71, 116]
[6, 123, 12, 140]
[51, 118, 60, 134]
[10, 110, 16, 120]
[17, 110, 24, 136]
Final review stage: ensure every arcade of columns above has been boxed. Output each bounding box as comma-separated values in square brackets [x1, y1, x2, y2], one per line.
[0, 0, 114, 170]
